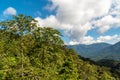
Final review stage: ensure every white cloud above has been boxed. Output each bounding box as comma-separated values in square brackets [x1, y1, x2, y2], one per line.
[54, 0, 112, 25]
[80, 36, 95, 45]
[111, 0, 120, 15]
[68, 35, 120, 45]
[91, 0, 120, 34]
[68, 41, 79, 45]
[96, 35, 119, 43]
[35, 15, 59, 28]
[3, 7, 17, 16]
[35, 0, 120, 44]
[92, 15, 120, 34]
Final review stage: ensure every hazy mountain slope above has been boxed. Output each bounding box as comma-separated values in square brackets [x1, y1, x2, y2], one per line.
[92, 41, 120, 61]
[68, 43, 111, 58]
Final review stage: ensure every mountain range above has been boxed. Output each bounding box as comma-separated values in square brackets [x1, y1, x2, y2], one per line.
[68, 41, 120, 61]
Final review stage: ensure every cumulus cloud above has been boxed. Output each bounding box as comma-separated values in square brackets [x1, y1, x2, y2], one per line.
[35, 15, 59, 28]
[53, 0, 112, 24]
[68, 35, 120, 45]
[35, 0, 120, 44]
[92, 15, 120, 34]
[3, 7, 17, 16]
[91, 0, 120, 34]
[96, 35, 119, 43]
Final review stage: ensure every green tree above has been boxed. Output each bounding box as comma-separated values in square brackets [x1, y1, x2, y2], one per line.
[0, 14, 37, 79]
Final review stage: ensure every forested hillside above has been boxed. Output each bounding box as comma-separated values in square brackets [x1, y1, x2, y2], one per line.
[97, 59, 120, 77]
[0, 15, 119, 80]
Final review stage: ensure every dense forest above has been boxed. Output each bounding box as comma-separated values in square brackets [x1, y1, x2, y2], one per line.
[0, 14, 119, 80]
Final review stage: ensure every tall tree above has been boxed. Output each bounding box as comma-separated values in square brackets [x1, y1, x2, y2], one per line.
[0, 14, 37, 78]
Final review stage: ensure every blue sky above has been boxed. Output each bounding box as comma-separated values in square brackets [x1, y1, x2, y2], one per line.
[0, 0, 120, 45]
[0, 0, 51, 18]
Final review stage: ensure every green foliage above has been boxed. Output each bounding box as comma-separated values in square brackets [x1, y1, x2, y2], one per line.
[0, 14, 119, 80]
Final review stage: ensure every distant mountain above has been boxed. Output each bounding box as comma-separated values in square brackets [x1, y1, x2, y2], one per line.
[68, 43, 111, 58]
[91, 41, 120, 61]
[68, 41, 120, 61]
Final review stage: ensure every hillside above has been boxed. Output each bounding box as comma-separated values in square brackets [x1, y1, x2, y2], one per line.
[91, 41, 120, 61]
[0, 15, 119, 80]
[68, 41, 120, 61]
[68, 43, 111, 58]
[97, 59, 120, 78]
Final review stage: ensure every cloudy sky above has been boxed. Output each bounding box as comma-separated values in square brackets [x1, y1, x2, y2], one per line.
[0, 0, 120, 45]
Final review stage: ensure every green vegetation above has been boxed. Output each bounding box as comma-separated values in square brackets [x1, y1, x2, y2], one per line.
[0, 14, 119, 80]
[97, 59, 120, 78]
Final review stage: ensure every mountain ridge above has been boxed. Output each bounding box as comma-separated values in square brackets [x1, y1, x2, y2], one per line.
[68, 42, 111, 58]
[68, 42, 120, 61]
[92, 41, 120, 61]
